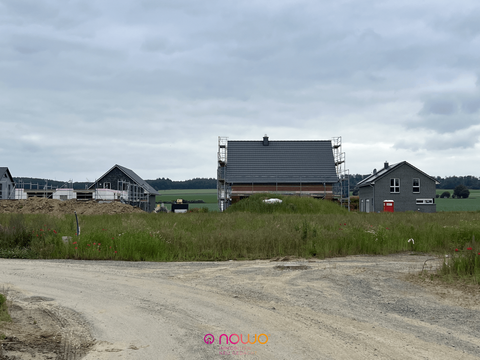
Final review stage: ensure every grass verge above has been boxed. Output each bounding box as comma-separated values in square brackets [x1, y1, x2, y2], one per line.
[0, 292, 12, 343]
[0, 195, 480, 282]
[0, 294, 10, 323]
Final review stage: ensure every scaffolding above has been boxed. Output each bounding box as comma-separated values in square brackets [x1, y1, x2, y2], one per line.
[12, 178, 151, 211]
[217, 136, 230, 211]
[15, 179, 58, 199]
[332, 136, 350, 211]
[117, 180, 150, 212]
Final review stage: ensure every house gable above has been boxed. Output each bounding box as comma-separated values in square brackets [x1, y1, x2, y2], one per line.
[0, 167, 15, 200]
[358, 162, 436, 213]
[89, 165, 159, 195]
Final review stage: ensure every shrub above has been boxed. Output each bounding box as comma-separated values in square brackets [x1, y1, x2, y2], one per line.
[440, 191, 451, 198]
[454, 185, 470, 199]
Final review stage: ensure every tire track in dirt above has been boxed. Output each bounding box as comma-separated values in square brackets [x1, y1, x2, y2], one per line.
[1, 254, 479, 359]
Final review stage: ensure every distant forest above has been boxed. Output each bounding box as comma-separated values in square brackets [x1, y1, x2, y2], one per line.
[13, 175, 480, 191]
[13, 177, 217, 191]
[146, 178, 216, 190]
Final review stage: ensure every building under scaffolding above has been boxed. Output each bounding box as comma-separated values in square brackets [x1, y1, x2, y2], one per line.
[9, 165, 159, 212]
[217, 135, 344, 211]
[88, 164, 160, 212]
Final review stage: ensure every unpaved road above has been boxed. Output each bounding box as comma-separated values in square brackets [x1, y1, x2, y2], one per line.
[1, 254, 480, 360]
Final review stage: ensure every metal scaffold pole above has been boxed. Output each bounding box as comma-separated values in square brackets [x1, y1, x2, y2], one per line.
[332, 136, 350, 211]
[217, 136, 229, 211]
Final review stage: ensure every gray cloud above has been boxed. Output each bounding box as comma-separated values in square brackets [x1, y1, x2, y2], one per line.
[461, 95, 480, 114]
[420, 98, 458, 115]
[1, 0, 480, 179]
[394, 127, 480, 151]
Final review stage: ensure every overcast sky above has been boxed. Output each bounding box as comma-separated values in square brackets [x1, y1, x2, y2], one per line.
[1, 0, 479, 182]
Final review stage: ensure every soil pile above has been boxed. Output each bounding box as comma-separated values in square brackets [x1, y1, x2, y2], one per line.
[0, 198, 145, 216]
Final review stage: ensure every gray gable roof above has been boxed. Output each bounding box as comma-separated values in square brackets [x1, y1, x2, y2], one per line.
[225, 140, 338, 183]
[357, 161, 438, 187]
[0, 167, 14, 183]
[89, 164, 160, 195]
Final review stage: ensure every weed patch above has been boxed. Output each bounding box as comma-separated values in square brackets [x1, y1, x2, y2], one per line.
[0, 293, 11, 323]
[1, 198, 480, 282]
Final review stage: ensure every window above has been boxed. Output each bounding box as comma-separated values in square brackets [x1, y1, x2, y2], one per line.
[416, 198, 434, 204]
[413, 178, 420, 193]
[390, 178, 400, 193]
[104, 182, 111, 189]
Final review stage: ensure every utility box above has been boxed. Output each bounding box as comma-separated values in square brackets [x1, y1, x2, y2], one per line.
[383, 200, 394, 212]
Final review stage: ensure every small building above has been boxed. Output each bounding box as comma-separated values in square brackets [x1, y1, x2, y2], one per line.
[88, 164, 160, 212]
[357, 161, 438, 213]
[0, 167, 15, 199]
[217, 136, 341, 210]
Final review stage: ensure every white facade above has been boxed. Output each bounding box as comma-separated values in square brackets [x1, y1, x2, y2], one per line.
[15, 188, 28, 200]
[15, 188, 133, 201]
[53, 189, 75, 200]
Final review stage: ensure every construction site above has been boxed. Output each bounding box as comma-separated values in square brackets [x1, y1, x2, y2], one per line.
[217, 136, 350, 211]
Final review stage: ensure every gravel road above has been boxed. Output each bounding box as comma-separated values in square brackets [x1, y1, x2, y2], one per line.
[1, 254, 480, 360]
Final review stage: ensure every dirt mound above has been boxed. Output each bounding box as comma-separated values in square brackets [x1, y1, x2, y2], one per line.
[0, 198, 145, 216]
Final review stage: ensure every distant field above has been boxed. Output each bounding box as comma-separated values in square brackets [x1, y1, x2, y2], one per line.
[156, 189, 218, 211]
[154, 188, 480, 212]
[436, 189, 480, 212]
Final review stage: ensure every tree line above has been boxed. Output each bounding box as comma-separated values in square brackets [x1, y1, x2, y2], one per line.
[13, 174, 479, 192]
[145, 178, 216, 190]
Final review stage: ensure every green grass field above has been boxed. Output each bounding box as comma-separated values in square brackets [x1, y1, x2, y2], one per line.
[156, 189, 218, 211]
[436, 189, 480, 212]
[156, 188, 480, 213]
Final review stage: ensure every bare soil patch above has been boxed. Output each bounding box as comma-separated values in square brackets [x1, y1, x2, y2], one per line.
[1, 254, 480, 359]
[0, 198, 144, 216]
[0, 289, 94, 360]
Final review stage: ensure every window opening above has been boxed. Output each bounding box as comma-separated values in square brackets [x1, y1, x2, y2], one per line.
[413, 178, 420, 193]
[390, 178, 400, 193]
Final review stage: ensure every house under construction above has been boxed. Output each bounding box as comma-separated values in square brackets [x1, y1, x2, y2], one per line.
[12, 165, 159, 212]
[87, 164, 160, 212]
[217, 135, 349, 211]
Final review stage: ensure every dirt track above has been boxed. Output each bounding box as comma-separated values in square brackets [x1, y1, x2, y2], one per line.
[1, 254, 480, 359]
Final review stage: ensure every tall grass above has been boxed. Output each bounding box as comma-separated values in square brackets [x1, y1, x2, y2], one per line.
[226, 193, 347, 214]
[439, 237, 480, 283]
[0, 293, 11, 323]
[1, 196, 480, 279]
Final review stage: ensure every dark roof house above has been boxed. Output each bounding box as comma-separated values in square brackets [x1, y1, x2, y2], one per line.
[217, 136, 339, 209]
[0, 167, 15, 200]
[357, 161, 438, 213]
[89, 164, 159, 212]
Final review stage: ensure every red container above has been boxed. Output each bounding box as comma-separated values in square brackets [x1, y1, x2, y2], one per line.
[383, 200, 394, 212]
